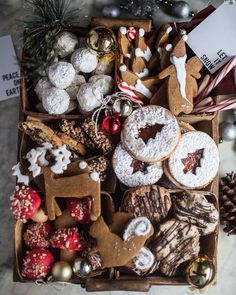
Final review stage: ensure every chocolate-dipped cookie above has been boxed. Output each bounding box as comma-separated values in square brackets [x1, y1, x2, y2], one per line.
[172, 191, 219, 235]
[151, 219, 200, 276]
[122, 185, 171, 223]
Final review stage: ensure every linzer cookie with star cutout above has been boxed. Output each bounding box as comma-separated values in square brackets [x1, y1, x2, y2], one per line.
[112, 143, 163, 187]
[165, 131, 219, 189]
[121, 106, 181, 162]
[121, 185, 171, 223]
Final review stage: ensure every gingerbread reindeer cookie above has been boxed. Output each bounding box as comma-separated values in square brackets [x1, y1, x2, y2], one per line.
[89, 213, 154, 269]
[158, 34, 203, 116]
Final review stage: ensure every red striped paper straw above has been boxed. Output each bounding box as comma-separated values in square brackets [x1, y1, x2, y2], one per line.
[198, 56, 236, 101]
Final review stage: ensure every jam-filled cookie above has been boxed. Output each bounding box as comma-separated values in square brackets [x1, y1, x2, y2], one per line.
[165, 131, 219, 188]
[112, 143, 163, 187]
[121, 106, 181, 162]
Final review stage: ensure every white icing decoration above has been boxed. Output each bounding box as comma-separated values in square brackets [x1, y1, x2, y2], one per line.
[139, 28, 145, 37]
[166, 26, 173, 34]
[157, 47, 163, 58]
[135, 47, 152, 62]
[12, 163, 29, 185]
[51, 145, 71, 174]
[131, 79, 152, 99]
[120, 26, 127, 35]
[165, 44, 173, 52]
[136, 68, 149, 78]
[126, 53, 131, 59]
[26, 149, 43, 178]
[182, 34, 188, 42]
[123, 217, 151, 241]
[90, 172, 100, 182]
[134, 248, 155, 270]
[170, 54, 187, 99]
[119, 64, 127, 72]
[79, 161, 88, 170]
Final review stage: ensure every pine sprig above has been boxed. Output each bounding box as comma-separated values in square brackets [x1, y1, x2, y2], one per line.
[22, 0, 80, 81]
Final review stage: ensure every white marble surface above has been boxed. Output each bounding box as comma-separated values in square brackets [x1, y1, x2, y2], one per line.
[0, 0, 236, 294]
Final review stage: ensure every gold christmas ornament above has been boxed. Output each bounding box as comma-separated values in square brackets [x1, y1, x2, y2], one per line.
[52, 261, 73, 282]
[85, 26, 117, 61]
[73, 257, 92, 278]
[186, 255, 216, 289]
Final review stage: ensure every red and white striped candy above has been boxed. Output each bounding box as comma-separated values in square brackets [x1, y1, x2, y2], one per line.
[127, 27, 136, 42]
[192, 96, 236, 113]
[117, 79, 144, 106]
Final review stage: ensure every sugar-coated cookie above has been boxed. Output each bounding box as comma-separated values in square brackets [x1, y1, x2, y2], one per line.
[166, 131, 219, 188]
[121, 106, 181, 162]
[113, 143, 163, 187]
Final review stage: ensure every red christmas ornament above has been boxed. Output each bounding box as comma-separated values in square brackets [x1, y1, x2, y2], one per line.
[102, 114, 121, 135]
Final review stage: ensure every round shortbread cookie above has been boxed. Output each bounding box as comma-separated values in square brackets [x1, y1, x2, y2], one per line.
[121, 106, 181, 162]
[167, 131, 219, 188]
[112, 143, 163, 187]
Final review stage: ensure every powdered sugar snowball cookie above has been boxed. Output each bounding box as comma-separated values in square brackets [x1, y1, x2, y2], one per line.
[121, 106, 181, 162]
[66, 74, 86, 100]
[71, 48, 98, 73]
[48, 61, 75, 89]
[77, 83, 103, 115]
[88, 75, 114, 96]
[94, 61, 114, 75]
[34, 77, 52, 101]
[113, 143, 163, 187]
[56, 31, 78, 58]
[167, 131, 219, 188]
[42, 87, 70, 115]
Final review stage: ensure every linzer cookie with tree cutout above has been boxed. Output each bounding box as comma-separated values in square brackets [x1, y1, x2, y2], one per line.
[121, 106, 181, 162]
[112, 143, 163, 187]
[165, 131, 219, 189]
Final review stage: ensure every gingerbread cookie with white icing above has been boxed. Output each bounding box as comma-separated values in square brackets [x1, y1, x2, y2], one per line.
[158, 34, 203, 116]
[118, 26, 133, 60]
[121, 106, 181, 162]
[112, 143, 163, 187]
[165, 131, 219, 188]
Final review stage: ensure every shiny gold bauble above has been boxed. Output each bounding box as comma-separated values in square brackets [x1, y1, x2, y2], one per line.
[85, 26, 117, 61]
[186, 255, 216, 289]
[113, 98, 133, 117]
[52, 261, 73, 282]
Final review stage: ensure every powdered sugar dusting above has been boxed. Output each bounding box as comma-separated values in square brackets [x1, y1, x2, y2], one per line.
[121, 106, 180, 162]
[113, 143, 163, 187]
[123, 217, 151, 241]
[168, 131, 219, 188]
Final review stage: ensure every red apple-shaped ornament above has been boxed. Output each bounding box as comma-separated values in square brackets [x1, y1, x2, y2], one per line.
[102, 114, 121, 135]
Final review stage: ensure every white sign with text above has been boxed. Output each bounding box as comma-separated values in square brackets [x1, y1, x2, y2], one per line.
[187, 2, 236, 74]
[0, 35, 20, 101]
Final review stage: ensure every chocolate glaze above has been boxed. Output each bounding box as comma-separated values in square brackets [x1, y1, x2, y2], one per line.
[122, 186, 171, 223]
[137, 123, 164, 144]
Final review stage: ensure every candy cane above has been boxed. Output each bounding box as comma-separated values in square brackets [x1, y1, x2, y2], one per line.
[195, 74, 213, 99]
[198, 56, 236, 101]
[117, 79, 144, 106]
[192, 96, 236, 113]
[194, 96, 214, 108]
[127, 27, 136, 42]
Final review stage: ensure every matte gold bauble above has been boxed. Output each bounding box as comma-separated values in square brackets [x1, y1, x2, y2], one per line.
[52, 261, 73, 282]
[186, 255, 216, 289]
